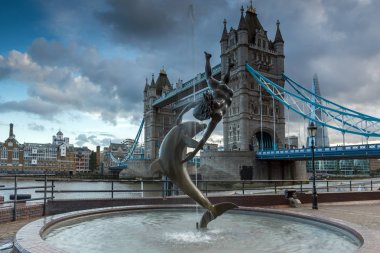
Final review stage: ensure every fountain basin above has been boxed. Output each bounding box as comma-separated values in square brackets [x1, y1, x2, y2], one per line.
[14, 205, 366, 253]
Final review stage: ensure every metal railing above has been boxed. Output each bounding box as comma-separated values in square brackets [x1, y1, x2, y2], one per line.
[2, 175, 380, 221]
[0, 173, 55, 221]
[30, 178, 380, 198]
[257, 143, 380, 160]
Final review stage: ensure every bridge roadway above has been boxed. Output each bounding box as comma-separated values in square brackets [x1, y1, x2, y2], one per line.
[256, 143, 380, 160]
[152, 64, 221, 109]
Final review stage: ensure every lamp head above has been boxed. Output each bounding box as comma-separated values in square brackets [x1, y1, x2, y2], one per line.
[307, 122, 317, 138]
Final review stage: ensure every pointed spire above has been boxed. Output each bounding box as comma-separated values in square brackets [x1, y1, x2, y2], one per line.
[144, 77, 149, 92]
[220, 18, 228, 42]
[246, 0, 256, 14]
[150, 73, 155, 86]
[274, 20, 284, 43]
[238, 6, 248, 30]
[160, 66, 166, 75]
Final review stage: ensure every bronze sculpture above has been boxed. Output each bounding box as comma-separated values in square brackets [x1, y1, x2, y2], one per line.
[150, 52, 237, 228]
[177, 52, 234, 163]
[150, 119, 237, 228]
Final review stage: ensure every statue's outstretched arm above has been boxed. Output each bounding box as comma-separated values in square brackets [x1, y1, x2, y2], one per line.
[182, 114, 222, 163]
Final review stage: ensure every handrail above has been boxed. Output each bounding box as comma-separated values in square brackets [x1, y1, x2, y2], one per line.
[2, 175, 380, 216]
[0, 173, 55, 221]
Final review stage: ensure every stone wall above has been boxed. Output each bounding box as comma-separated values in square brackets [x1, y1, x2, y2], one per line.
[119, 160, 154, 178]
[0, 204, 44, 223]
[254, 160, 307, 180]
[200, 151, 255, 180]
[200, 151, 307, 180]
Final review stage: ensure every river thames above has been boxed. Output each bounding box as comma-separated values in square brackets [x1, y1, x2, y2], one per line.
[0, 178, 163, 201]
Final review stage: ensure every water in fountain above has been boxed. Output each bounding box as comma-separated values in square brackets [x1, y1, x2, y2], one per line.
[44, 209, 361, 253]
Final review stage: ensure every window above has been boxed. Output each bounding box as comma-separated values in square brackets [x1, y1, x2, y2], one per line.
[13, 148, 19, 160]
[258, 39, 261, 47]
[1, 147, 7, 159]
[263, 41, 266, 49]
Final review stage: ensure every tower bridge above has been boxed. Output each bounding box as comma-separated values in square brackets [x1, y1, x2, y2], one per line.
[117, 3, 380, 180]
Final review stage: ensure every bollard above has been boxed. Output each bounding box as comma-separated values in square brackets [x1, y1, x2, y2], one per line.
[141, 180, 144, 198]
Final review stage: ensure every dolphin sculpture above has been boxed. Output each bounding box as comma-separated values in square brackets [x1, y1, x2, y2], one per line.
[150, 120, 238, 228]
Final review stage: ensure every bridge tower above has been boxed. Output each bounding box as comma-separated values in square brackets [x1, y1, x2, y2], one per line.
[221, 3, 285, 151]
[143, 69, 176, 160]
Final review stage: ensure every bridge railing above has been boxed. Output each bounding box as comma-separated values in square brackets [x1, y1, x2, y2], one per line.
[257, 143, 380, 159]
[152, 64, 221, 107]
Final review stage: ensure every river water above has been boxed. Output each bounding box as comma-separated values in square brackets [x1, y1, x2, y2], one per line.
[0, 179, 163, 202]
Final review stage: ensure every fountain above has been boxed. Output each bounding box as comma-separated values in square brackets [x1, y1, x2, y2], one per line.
[11, 52, 366, 252]
[14, 205, 362, 253]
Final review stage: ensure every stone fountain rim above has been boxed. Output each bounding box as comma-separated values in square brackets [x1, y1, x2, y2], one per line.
[14, 204, 370, 253]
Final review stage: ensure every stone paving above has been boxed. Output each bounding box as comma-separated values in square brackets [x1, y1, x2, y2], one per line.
[284, 200, 380, 230]
[0, 217, 39, 246]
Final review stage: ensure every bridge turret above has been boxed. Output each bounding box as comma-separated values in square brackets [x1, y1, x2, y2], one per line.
[274, 20, 285, 74]
[220, 19, 229, 76]
[237, 6, 248, 67]
[143, 69, 176, 160]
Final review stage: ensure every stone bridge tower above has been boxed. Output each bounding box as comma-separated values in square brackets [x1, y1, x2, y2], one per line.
[143, 69, 176, 160]
[221, 3, 285, 151]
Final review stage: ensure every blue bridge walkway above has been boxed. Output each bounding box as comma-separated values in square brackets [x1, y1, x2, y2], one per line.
[256, 143, 380, 160]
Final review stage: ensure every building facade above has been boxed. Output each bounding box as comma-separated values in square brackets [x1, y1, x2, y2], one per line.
[220, 5, 285, 151]
[0, 124, 24, 173]
[142, 3, 286, 161]
[0, 125, 92, 175]
[143, 70, 176, 159]
[102, 141, 145, 174]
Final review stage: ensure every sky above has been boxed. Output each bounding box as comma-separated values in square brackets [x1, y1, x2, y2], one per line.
[1, 0, 380, 150]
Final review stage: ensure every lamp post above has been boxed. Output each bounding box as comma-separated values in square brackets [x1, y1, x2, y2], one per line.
[308, 122, 318, 210]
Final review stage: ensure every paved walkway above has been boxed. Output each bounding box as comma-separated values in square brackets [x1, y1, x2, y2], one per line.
[0, 218, 39, 246]
[282, 200, 380, 230]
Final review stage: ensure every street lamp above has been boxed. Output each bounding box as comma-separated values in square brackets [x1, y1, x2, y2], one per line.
[307, 122, 318, 210]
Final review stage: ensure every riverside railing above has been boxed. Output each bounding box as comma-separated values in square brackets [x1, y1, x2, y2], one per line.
[0, 173, 55, 221]
[2, 176, 380, 211]
[30, 178, 380, 199]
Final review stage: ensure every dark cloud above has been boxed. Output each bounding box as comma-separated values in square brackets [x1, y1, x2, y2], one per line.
[2, 0, 380, 146]
[0, 99, 60, 119]
[96, 0, 229, 50]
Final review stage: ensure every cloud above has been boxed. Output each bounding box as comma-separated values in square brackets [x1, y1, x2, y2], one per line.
[0, 41, 147, 124]
[2, 0, 380, 146]
[96, 0, 229, 50]
[74, 132, 124, 148]
[28, 123, 45, 131]
[0, 98, 60, 118]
